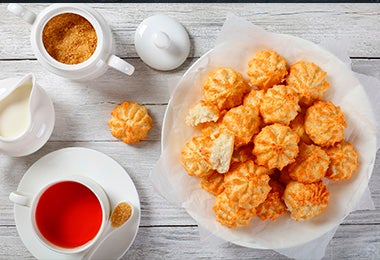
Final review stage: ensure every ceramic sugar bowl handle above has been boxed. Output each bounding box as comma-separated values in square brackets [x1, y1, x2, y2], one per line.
[107, 55, 135, 76]
[7, 4, 36, 25]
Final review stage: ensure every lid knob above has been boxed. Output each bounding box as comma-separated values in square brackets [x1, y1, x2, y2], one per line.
[153, 31, 171, 50]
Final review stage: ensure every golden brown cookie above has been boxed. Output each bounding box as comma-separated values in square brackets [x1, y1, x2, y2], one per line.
[200, 171, 225, 196]
[256, 179, 287, 221]
[304, 101, 346, 147]
[247, 50, 288, 90]
[223, 160, 271, 209]
[203, 67, 251, 111]
[287, 142, 330, 183]
[213, 192, 256, 228]
[181, 135, 214, 178]
[324, 141, 359, 181]
[203, 131, 235, 174]
[221, 105, 261, 147]
[283, 181, 329, 221]
[231, 143, 255, 163]
[286, 61, 330, 106]
[259, 85, 300, 125]
[108, 101, 153, 144]
[185, 100, 220, 127]
[289, 112, 313, 145]
[243, 89, 264, 110]
[253, 124, 300, 170]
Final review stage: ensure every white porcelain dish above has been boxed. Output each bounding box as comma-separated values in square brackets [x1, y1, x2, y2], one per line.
[160, 34, 377, 249]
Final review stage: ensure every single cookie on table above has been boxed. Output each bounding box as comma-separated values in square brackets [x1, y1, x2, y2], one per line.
[324, 140, 359, 181]
[253, 123, 300, 170]
[203, 67, 251, 111]
[247, 49, 288, 91]
[259, 84, 300, 125]
[108, 101, 153, 144]
[304, 100, 346, 147]
[283, 181, 330, 221]
[287, 142, 330, 183]
[286, 61, 330, 106]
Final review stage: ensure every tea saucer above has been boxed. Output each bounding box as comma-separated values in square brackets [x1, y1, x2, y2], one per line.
[13, 147, 140, 259]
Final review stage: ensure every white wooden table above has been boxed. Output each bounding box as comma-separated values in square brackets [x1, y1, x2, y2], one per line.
[0, 3, 379, 259]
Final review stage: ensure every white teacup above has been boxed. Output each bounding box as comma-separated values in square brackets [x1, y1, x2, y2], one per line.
[9, 175, 110, 254]
[8, 3, 134, 81]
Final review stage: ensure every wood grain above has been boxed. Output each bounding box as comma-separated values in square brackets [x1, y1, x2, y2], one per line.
[0, 3, 379, 59]
[0, 3, 379, 259]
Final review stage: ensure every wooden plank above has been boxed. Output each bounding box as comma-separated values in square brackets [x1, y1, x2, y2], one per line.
[0, 3, 379, 59]
[1, 224, 378, 259]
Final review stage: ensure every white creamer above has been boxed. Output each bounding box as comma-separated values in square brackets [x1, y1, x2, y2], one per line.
[0, 74, 55, 157]
[0, 81, 32, 139]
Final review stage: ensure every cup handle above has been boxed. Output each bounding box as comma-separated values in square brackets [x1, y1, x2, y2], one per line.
[7, 3, 36, 25]
[9, 191, 32, 207]
[107, 55, 135, 76]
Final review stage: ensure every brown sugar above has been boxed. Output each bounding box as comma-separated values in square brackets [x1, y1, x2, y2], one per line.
[42, 13, 97, 65]
[110, 202, 132, 228]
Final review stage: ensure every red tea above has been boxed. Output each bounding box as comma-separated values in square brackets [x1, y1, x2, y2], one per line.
[35, 181, 102, 248]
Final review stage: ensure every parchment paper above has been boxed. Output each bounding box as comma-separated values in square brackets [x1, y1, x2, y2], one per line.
[150, 13, 380, 259]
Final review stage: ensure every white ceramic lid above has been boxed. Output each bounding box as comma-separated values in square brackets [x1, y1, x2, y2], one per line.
[134, 15, 190, 71]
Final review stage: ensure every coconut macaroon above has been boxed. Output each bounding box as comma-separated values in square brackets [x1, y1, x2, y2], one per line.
[286, 61, 330, 106]
[253, 124, 300, 170]
[283, 181, 330, 221]
[108, 101, 153, 144]
[289, 112, 313, 145]
[256, 179, 287, 221]
[231, 143, 255, 163]
[259, 84, 300, 125]
[213, 160, 271, 228]
[247, 49, 288, 91]
[207, 132, 235, 173]
[304, 101, 347, 147]
[200, 171, 225, 196]
[223, 160, 271, 209]
[243, 89, 264, 110]
[185, 100, 220, 127]
[324, 141, 359, 181]
[222, 105, 261, 147]
[203, 67, 251, 111]
[213, 192, 256, 228]
[181, 135, 214, 178]
[287, 142, 330, 183]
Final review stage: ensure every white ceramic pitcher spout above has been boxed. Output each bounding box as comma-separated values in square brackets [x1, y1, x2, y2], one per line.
[8, 3, 135, 81]
[0, 74, 55, 157]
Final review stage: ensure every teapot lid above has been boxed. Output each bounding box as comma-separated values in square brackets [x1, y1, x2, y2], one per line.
[134, 15, 190, 71]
